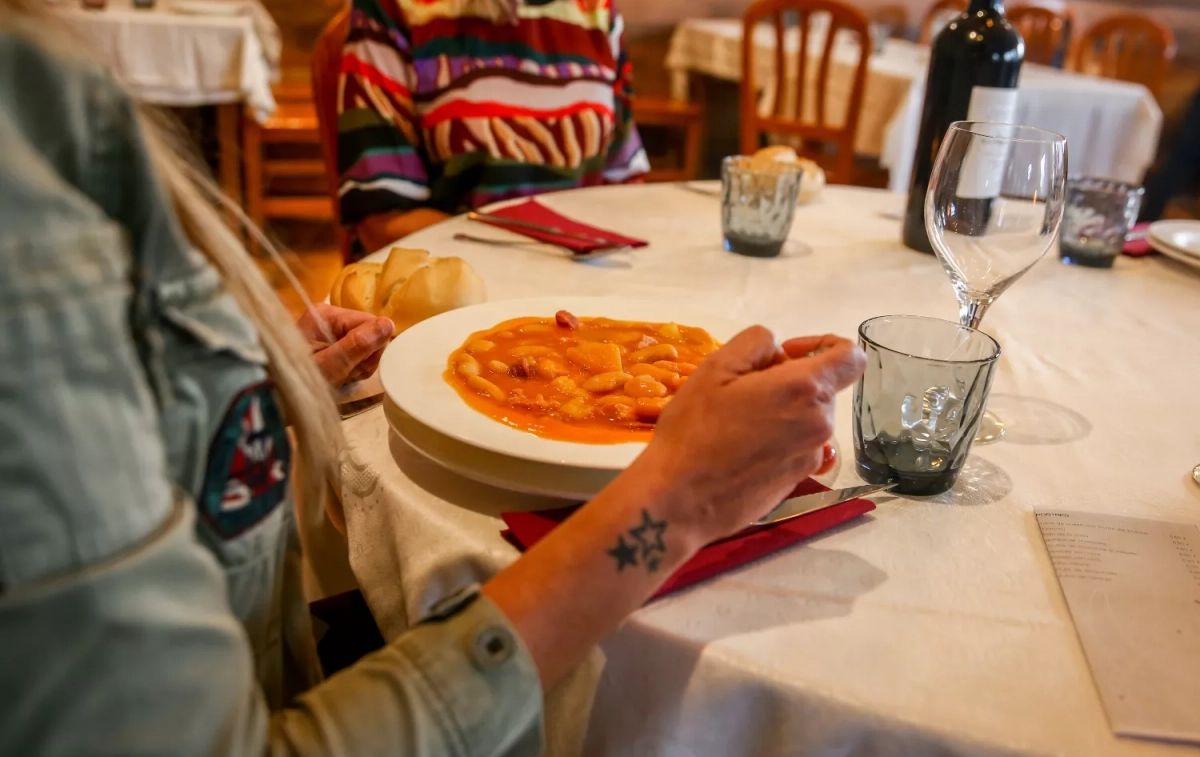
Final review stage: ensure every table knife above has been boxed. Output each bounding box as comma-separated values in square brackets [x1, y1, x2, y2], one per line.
[755, 482, 896, 526]
[466, 211, 618, 247]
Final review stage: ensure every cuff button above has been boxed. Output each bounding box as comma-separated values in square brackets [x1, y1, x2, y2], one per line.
[470, 625, 515, 669]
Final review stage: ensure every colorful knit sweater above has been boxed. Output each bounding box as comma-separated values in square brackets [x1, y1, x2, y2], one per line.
[337, 0, 648, 258]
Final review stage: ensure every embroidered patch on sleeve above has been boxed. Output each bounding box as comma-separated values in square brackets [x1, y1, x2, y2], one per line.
[200, 382, 291, 539]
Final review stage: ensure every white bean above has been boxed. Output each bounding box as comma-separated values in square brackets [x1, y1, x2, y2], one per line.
[455, 354, 481, 378]
[466, 375, 504, 401]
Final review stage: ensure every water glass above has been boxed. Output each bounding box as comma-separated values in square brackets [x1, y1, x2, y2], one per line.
[1059, 177, 1144, 268]
[853, 315, 1001, 496]
[721, 155, 803, 258]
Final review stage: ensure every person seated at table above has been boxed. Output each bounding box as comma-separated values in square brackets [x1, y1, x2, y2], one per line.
[0, 6, 866, 755]
[1141, 86, 1200, 222]
[336, 0, 650, 260]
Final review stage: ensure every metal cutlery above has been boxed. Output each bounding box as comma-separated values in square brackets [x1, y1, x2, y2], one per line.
[338, 394, 384, 420]
[755, 482, 897, 526]
[466, 210, 623, 248]
[451, 232, 631, 259]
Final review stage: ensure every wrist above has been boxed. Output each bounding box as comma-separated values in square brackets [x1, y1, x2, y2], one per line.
[604, 448, 713, 560]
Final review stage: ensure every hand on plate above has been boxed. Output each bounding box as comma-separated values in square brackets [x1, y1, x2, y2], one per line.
[632, 327, 865, 544]
[297, 304, 394, 387]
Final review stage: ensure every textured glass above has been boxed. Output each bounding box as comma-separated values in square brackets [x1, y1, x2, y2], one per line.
[721, 156, 803, 258]
[1059, 177, 1144, 268]
[853, 315, 1001, 496]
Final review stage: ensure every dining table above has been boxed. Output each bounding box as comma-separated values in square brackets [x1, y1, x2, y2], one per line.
[665, 19, 1163, 194]
[53, 0, 281, 209]
[339, 182, 1200, 757]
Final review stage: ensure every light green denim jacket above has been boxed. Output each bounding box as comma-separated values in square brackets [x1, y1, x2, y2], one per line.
[0, 28, 541, 757]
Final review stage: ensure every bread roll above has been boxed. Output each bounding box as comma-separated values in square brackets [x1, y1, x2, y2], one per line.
[751, 145, 826, 205]
[379, 257, 487, 334]
[335, 262, 383, 313]
[753, 145, 802, 164]
[374, 247, 431, 312]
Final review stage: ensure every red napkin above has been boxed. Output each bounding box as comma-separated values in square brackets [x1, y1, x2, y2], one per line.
[480, 199, 649, 254]
[1123, 222, 1154, 257]
[500, 478, 875, 600]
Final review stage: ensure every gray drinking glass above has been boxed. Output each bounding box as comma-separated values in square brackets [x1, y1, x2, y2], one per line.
[721, 155, 803, 258]
[1059, 177, 1144, 268]
[853, 315, 1001, 496]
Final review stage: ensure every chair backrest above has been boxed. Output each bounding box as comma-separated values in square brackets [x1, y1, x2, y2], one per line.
[1007, 5, 1072, 67]
[919, 0, 968, 44]
[1070, 13, 1176, 96]
[739, 0, 872, 185]
[871, 4, 909, 40]
[311, 5, 351, 260]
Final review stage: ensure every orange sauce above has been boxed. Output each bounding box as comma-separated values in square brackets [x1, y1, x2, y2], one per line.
[445, 312, 720, 444]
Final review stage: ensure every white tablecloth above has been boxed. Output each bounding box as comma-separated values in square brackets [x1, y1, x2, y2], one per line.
[55, 0, 280, 120]
[341, 184, 1200, 757]
[665, 19, 1163, 193]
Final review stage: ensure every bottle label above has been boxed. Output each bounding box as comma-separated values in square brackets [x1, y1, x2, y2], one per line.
[957, 86, 1020, 200]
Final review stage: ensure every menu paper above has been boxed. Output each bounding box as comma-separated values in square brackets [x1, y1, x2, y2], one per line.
[1035, 510, 1200, 745]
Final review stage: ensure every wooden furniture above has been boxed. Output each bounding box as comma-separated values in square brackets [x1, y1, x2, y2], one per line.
[631, 95, 705, 183]
[311, 6, 351, 260]
[919, 0, 968, 44]
[871, 4, 910, 40]
[739, 0, 872, 185]
[241, 88, 329, 233]
[1070, 13, 1176, 98]
[1007, 4, 1073, 67]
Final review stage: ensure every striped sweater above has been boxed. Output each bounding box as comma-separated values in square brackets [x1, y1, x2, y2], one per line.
[337, 0, 649, 258]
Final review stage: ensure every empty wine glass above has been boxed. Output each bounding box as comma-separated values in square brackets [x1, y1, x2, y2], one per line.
[925, 121, 1067, 443]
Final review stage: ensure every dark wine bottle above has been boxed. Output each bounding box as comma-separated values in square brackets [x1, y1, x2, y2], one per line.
[901, 0, 1024, 254]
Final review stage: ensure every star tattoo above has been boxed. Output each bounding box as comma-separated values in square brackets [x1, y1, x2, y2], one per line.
[608, 509, 669, 575]
[607, 535, 639, 572]
[629, 509, 668, 558]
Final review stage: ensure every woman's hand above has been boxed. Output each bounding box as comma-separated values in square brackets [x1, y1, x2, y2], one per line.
[296, 304, 394, 387]
[482, 325, 865, 689]
[630, 327, 866, 545]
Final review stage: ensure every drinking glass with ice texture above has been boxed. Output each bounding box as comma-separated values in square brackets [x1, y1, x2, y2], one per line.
[853, 315, 1001, 496]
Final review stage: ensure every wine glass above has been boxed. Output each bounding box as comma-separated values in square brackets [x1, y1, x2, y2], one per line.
[925, 121, 1067, 443]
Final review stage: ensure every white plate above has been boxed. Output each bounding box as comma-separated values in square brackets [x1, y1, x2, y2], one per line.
[1150, 221, 1200, 259]
[1149, 233, 1200, 271]
[378, 296, 750, 470]
[384, 398, 842, 499]
[384, 399, 618, 500]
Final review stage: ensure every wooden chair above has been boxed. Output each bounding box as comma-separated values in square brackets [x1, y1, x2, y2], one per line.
[631, 95, 705, 183]
[919, 0, 967, 44]
[241, 79, 333, 255]
[740, 0, 872, 185]
[1007, 5, 1073, 67]
[871, 4, 909, 40]
[311, 6, 351, 261]
[1070, 13, 1176, 98]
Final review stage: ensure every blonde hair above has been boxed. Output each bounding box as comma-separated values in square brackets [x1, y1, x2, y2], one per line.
[0, 0, 345, 533]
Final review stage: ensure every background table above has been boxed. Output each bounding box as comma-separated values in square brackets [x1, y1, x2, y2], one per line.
[666, 19, 1163, 192]
[341, 184, 1200, 757]
[55, 0, 281, 205]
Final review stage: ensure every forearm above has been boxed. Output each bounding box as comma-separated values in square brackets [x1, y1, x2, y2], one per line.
[482, 451, 706, 688]
[355, 208, 450, 252]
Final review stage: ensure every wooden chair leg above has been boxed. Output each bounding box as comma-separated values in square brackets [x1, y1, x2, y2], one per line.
[216, 103, 243, 228]
[242, 114, 265, 257]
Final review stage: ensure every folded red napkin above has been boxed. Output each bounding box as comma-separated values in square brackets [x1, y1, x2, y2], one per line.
[501, 478, 875, 600]
[480, 199, 649, 254]
[1123, 221, 1154, 257]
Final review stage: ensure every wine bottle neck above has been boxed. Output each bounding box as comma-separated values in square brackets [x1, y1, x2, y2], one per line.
[967, 0, 1005, 12]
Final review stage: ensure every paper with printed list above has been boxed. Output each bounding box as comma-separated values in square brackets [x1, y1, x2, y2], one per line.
[1035, 510, 1200, 745]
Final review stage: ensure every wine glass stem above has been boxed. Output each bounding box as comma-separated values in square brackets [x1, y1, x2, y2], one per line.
[959, 299, 991, 330]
